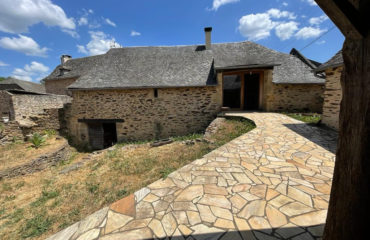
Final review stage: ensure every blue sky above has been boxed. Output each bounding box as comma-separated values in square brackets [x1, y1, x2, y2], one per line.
[0, 0, 344, 82]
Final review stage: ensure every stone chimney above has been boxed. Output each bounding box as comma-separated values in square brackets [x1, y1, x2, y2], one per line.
[60, 55, 72, 65]
[205, 27, 212, 50]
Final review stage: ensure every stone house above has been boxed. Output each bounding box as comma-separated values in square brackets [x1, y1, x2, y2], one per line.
[0, 78, 71, 143]
[44, 28, 324, 149]
[314, 51, 343, 130]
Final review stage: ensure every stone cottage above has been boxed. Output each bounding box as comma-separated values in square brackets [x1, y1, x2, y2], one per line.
[44, 28, 324, 149]
[314, 50, 343, 130]
[0, 78, 71, 144]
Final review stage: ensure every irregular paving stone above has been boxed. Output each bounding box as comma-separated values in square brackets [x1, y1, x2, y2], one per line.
[204, 184, 228, 195]
[238, 200, 267, 220]
[269, 195, 294, 208]
[76, 228, 100, 240]
[178, 224, 193, 236]
[110, 194, 135, 217]
[153, 199, 170, 213]
[120, 218, 151, 231]
[173, 201, 198, 211]
[287, 186, 313, 207]
[99, 227, 153, 240]
[307, 224, 325, 237]
[134, 187, 150, 203]
[190, 224, 224, 240]
[292, 232, 315, 240]
[197, 204, 217, 223]
[46, 222, 79, 240]
[175, 185, 204, 202]
[214, 218, 235, 229]
[73, 207, 109, 238]
[275, 223, 305, 239]
[136, 201, 155, 219]
[230, 194, 248, 210]
[290, 210, 328, 226]
[253, 231, 280, 240]
[219, 231, 243, 240]
[232, 184, 251, 193]
[232, 173, 253, 184]
[173, 211, 189, 225]
[210, 206, 233, 220]
[105, 211, 133, 234]
[162, 213, 177, 235]
[149, 219, 166, 238]
[248, 217, 272, 234]
[198, 194, 231, 209]
[250, 184, 267, 198]
[239, 192, 260, 201]
[234, 217, 257, 240]
[187, 211, 202, 226]
[265, 204, 288, 228]
[149, 177, 176, 189]
[279, 202, 314, 217]
[266, 189, 280, 201]
[143, 193, 159, 203]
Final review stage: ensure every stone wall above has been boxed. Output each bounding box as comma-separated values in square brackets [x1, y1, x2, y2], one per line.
[45, 78, 77, 95]
[11, 93, 71, 121]
[67, 86, 222, 145]
[264, 77, 324, 112]
[0, 141, 70, 179]
[0, 90, 15, 120]
[322, 66, 343, 130]
[0, 121, 24, 145]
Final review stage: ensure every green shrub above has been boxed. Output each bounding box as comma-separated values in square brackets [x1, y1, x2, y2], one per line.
[21, 212, 53, 238]
[29, 133, 46, 149]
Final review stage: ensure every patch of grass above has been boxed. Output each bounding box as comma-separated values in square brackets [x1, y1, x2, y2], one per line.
[283, 112, 321, 124]
[43, 130, 57, 138]
[171, 133, 203, 142]
[21, 212, 53, 238]
[160, 167, 176, 179]
[116, 189, 127, 198]
[15, 181, 25, 189]
[2, 183, 12, 192]
[9, 208, 24, 224]
[86, 182, 100, 194]
[31, 190, 60, 208]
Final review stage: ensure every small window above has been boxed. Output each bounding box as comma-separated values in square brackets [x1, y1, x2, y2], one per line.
[154, 88, 158, 98]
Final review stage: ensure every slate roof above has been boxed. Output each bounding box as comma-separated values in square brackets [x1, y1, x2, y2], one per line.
[0, 77, 45, 94]
[314, 50, 343, 72]
[45, 41, 324, 90]
[290, 48, 321, 69]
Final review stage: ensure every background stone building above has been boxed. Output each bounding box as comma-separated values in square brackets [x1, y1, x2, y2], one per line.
[315, 51, 343, 130]
[45, 28, 325, 149]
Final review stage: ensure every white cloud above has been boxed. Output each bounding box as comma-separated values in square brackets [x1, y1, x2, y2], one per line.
[267, 8, 296, 20]
[12, 61, 49, 82]
[316, 40, 326, 45]
[238, 13, 276, 41]
[306, 0, 318, 6]
[0, 35, 48, 57]
[78, 31, 120, 56]
[62, 29, 79, 38]
[105, 18, 116, 27]
[295, 26, 326, 39]
[0, 0, 75, 34]
[88, 9, 94, 14]
[78, 17, 88, 26]
[238, 8, 297, 41]
[282, 2, 288, 6]
[309, 15, 329, 25]
[211, 0, 239, 11]
[130, 30, 141, 37]
[275, 21, 299, 40]
[0, 60, 9, 67]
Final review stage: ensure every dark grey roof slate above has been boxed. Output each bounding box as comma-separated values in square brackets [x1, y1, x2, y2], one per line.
[0, 77, 45, 94]
[44, 54, 105, 80]
[290, 48, 321, 69]
[314, 50, 343, 72]
[45, 41, 324, 89]
[68, 46, 215, 89]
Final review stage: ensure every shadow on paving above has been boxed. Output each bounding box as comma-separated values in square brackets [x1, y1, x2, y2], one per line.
[283, 123, 337, 154]
[104, 224, 325, 240]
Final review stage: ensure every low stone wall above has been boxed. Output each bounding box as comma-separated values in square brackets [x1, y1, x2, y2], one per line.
[12, 93, 71, 121]
[0, 141, 70, 179]
[0, 121, 24, 145]
[322, 66, 343, 130]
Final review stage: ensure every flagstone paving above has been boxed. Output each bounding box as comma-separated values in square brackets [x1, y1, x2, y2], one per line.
[47, 112, 337, 240]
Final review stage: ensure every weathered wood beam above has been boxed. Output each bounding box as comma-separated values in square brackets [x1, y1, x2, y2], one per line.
[315, 0, 368, 39]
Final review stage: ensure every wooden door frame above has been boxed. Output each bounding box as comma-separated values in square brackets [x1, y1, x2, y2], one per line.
[222, 70, 264, 110]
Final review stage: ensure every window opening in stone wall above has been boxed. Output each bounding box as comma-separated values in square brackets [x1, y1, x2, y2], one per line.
[154, 88, 158, 98]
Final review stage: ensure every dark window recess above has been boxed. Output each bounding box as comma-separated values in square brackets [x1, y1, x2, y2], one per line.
[88, 122, 117, 150]
[223, 75, 241, 109]
[154, 88, 158, 98]
[244, 73, 260, 110]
